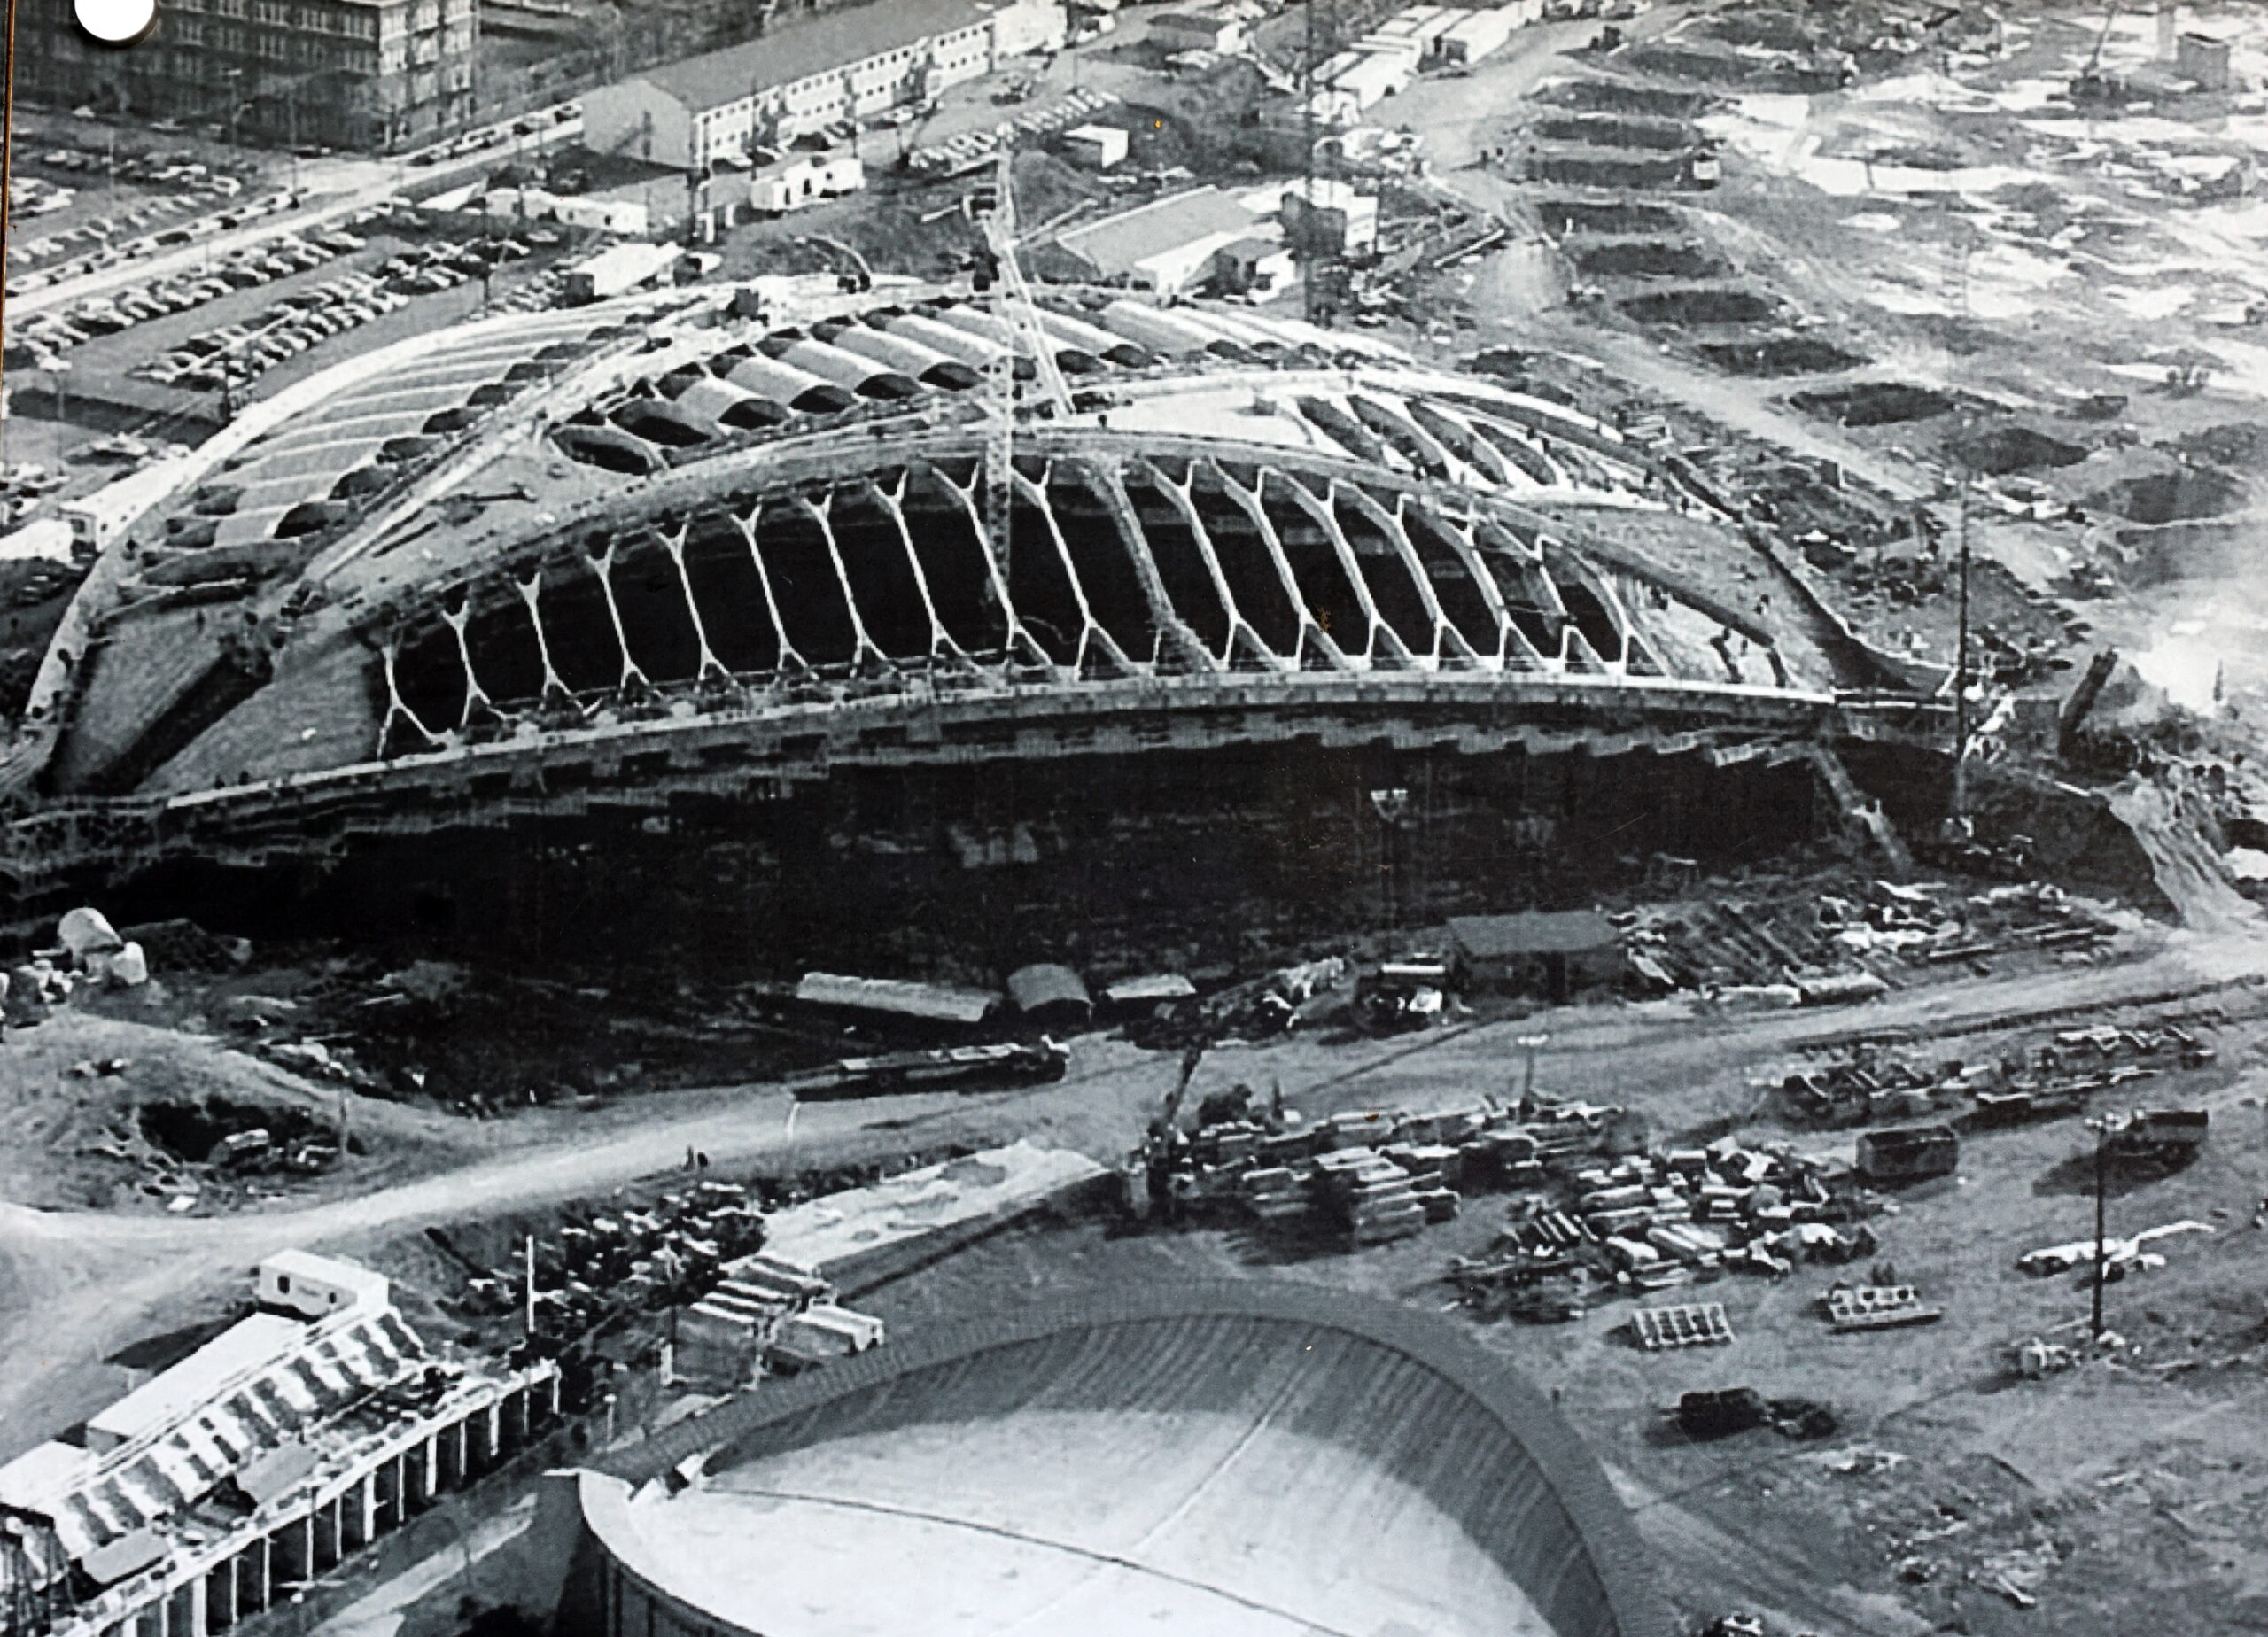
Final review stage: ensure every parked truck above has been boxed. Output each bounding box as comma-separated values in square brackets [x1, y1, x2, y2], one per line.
[1854, 1123, 1960, 1184]
[2103, 1107, 2208, 1168]
[563, 241, 677, 306]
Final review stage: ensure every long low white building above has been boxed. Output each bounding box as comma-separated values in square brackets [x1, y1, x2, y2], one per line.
[585, 0, 1067, 172]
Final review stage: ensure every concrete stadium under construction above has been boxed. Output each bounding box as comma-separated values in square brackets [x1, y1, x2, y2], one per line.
[539, 1282, 1672, 1637]
[4, 275, 1944, 969]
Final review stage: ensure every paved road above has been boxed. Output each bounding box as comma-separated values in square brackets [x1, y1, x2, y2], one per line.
[11, 118, 582, 321]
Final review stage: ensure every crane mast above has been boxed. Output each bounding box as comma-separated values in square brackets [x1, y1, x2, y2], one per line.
[971, 127, 1076, 591]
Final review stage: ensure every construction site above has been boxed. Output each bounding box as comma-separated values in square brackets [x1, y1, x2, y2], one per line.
[12, 2, 2268, 1636]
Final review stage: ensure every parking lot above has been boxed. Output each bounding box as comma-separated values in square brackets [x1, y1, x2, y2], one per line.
[4, 130, 276, 298]
[27, 209, 579, 429]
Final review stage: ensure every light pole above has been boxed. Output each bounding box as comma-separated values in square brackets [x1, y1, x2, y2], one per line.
[1517, 1032, 1550, 1102]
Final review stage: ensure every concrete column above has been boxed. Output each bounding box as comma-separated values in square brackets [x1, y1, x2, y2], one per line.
[450, 1417, 470, 1489]
[501, 1388, 527, 1452]
[249, 1536, 272, 1613]
[313, 1497, 339, 1569]
[276, 1514, 313, 1587]
[373, 1457, 399, 1535]
[204, 1560, 236, 1633]
[350, 1471, 377, 1550]
[185, 1571, 206, 1637]
[132, 1601, 162, 1637]
[545, 1370, 562, 1422]
[470, 1401, 500, 1472]
[415, 1431, 439, 1508]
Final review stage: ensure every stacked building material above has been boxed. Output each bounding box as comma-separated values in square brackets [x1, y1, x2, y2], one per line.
[1631, 1301, 1734, 1350]
[1822, 1283, 1942, 1331]
[1311, 1149, 1428, 1245]
[767, 1303, 887, 1372]
[1462, 1131, 1883, 1318]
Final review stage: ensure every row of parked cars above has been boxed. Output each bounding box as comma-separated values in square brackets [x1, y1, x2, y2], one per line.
[5, 185, 298, 300]
[15, 224, 369, 363]
[409, 102, 581, 168]
[7, 176, 76, 221]
[7, 187, 209, 268]
[126, 232, 542, 395]
[133, 270, 410, 394]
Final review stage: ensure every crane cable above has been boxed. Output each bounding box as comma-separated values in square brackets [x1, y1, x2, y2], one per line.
[2, 0, 18, 417]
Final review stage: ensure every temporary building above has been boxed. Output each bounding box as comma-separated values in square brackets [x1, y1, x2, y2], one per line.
[1006, 963, 1092, 1027]
[793, 972, 1003, 1027]
[1447, 911, 1624, 1000]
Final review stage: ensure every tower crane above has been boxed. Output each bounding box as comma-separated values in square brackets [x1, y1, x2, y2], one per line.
[967, 126, 1076, 590]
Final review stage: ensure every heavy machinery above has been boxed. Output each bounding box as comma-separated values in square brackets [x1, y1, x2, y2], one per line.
[812, 1038, 1069, 1098]
[2101, 1106, 2209, 1168]
[2072, 1, 2128, 105]
[1122, 1043, 1208, 1223]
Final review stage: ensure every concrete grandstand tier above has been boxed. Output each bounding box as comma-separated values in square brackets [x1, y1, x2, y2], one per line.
[3, 277, 1944, 920]
[565, 1281, 1673, 1637]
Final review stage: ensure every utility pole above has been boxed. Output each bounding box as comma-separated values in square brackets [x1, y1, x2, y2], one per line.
[1948, 237, 1974, 824]
[1953, 456, 1972, 818]
[524, 1234, 538, 1341]
[2090, 1117, 2110, 1338]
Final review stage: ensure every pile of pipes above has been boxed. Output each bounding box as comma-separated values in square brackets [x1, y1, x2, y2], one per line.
[679, 1252, 886, 1385]
[1453, 1135, 1884, 1319]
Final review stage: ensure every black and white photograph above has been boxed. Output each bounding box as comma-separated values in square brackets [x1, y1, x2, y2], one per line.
[1, 2, 2266, 1633]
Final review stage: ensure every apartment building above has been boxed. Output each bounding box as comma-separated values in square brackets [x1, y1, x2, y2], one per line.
[16, 0, 476, 151]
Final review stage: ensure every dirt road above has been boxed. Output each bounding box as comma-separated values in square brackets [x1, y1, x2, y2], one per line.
[4, 916, 2261, 1456]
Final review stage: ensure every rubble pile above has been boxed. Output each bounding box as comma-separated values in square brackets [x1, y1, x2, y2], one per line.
[1453, 1134, 1886, 1321]
[1127, 955, 1352, 1047]
[5, 905, 154, 1024]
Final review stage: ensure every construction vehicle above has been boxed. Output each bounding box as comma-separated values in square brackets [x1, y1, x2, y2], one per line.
[2101, 1106, 2208, 1168]
[1121, 1043, 1208, 1223]
[2072, 2, 2127, 105]
[1853, 1123, 1960, 1184]
[790, 232, 873, 294]
[813, 1038, 1069, 1098]
[2057, 648, 2120, 759]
